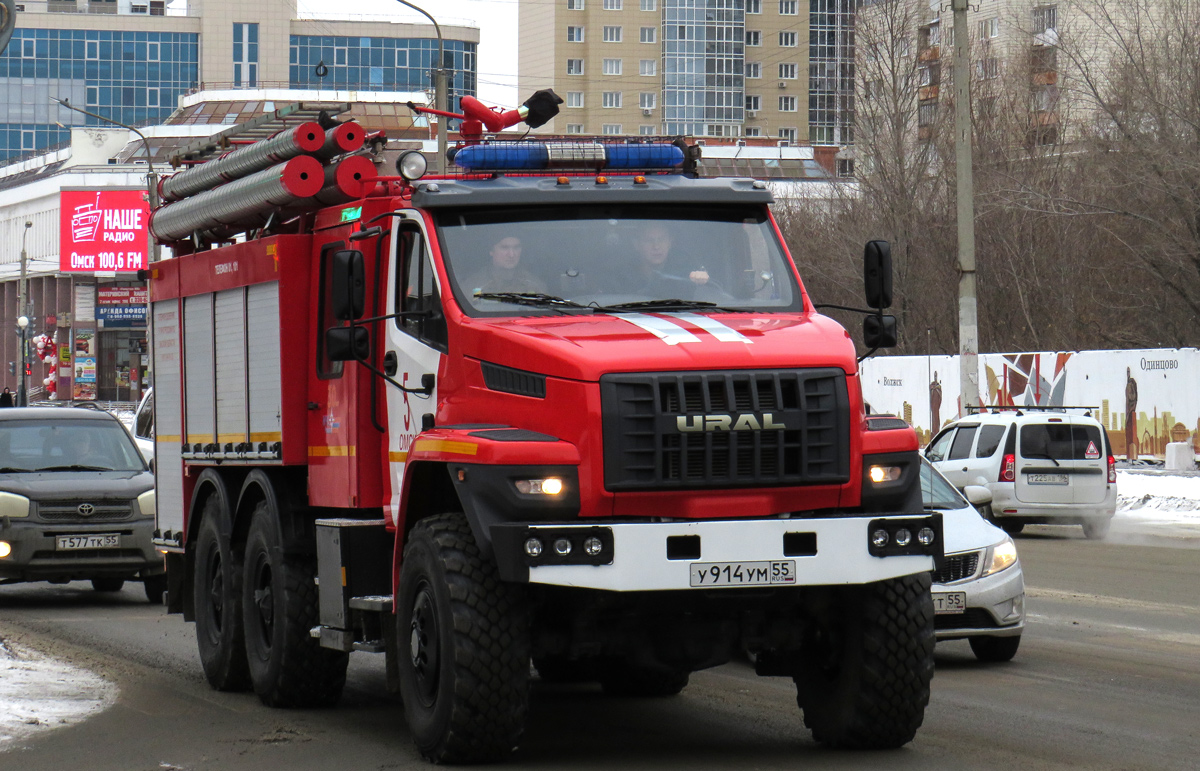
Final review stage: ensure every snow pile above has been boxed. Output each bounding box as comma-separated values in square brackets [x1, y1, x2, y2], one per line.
[1116, 470, 1200, 527]
[0, 637, 116, 750]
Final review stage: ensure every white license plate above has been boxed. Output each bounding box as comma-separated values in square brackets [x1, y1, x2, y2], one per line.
[932, 591, 967, 614]
[55, 534, 120, 551]
[1028, 473, 1068, 485]
[690, 560, 797, 587]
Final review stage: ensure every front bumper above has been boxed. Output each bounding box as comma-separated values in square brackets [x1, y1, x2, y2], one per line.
[0, 516, 160, 582]
[933, 561, 1025, 640]
[490, 514, 942, 591]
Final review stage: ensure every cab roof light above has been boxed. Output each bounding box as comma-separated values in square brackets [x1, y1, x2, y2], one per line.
[451, 141, 685, 173]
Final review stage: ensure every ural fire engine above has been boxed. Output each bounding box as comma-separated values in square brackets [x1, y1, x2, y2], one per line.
[146, 96, 942, 763]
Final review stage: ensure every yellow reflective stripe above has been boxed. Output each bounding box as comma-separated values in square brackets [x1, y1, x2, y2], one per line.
[412, 439, 478, 456]
[157, 435, 182, 443]
[308, 446, 356, 457]
[388, 451, 410, 463]
[249, 432, 282, 442]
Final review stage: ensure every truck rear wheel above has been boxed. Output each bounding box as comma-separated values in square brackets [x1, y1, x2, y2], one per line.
[794, 572, 934, 749]
[193, 499, 251, 691]
[397, 512, 530, 764]
[242, 501, 348, 708]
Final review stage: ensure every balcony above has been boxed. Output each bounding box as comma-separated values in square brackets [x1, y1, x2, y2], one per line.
[1032, 70, 1058, 86]
[918, 45, 941, 62]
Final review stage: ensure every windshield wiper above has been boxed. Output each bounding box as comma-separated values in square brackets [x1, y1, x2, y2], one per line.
[592, 299, 739, 313]
[472, 292, 591, 312]
[36, 465, 115, 472]
[1023, 452, 1061, 467]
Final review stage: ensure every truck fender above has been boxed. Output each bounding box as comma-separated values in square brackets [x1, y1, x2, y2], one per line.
[182, 469, 238, 621]
[234, 468, 314, 556]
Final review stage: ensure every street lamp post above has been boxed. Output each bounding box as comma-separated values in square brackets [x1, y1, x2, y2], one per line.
[394, 1, 447, 172]
[16, 315, 28, 407]
[17, 220, 31, 406]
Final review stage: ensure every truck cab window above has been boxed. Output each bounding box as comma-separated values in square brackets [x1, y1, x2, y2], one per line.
[396, 228, 448, 350]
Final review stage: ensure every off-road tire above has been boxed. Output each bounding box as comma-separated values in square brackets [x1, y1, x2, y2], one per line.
[143, 572, 168, 604]
[91, 577, 125, 592]
[1082, 518, 1111, 540]
[969, 634, 1021, 663]
[794, 572, 935, 749]
[193, 498, 251, 691]
[242, 501, 348, 708]
[1000, 521, 1025, 536]
[397, 512, 530, 764]
[600, 662, 689, 697]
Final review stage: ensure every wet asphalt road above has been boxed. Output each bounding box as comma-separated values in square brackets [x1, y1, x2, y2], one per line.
[1, 525, 1198, 771]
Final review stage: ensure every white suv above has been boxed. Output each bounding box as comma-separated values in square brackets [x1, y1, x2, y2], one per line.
[925, 407, 1116, 539]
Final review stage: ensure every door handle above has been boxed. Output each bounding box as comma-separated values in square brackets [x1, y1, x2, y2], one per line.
[384, 351, 398, 376]
[961, 467, 968, 472]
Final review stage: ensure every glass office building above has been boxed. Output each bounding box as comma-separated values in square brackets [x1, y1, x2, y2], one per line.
[662, 0, 745, 136]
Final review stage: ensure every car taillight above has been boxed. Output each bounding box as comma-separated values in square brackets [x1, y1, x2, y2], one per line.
[1000, 454, 1016, 482]
[1107, 455, 1116, 484]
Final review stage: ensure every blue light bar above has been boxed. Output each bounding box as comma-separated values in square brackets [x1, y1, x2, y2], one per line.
[452, 141, 685, 172]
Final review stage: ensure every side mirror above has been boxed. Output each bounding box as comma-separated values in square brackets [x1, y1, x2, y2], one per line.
[326, 326, 370, 361]
[863, 240, 893, 309]
[863, 314, 897, 349]
[331, 249, 365, 320]
[963, 485, 993, 507]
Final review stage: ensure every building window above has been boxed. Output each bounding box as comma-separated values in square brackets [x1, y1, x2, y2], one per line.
[918, 102, 936, 126]
[1032, 5, 1057, 34]
[746, 61, 761, 79]
[22, 130, 34, 151]
[641, 26, 657, 43]
[779, 31, 797, 47]
[639, 125, 656, 135]
[566, 123, 585, 134]
[603, 25, 623, 42]
[779, 95, 797, 111]
[746, 0, 760, 13]
[639, 92, 656, 109]
[779, 62, 797, 79]
[86, 86, 98, 106]
[232, 22, 259, 88]
[21, 38, 34, 58]
[147, 87, 159, 106]
[837, 158, 855, 177]
[778, 127, 797, 142]
[919, 64, 938, 86]
[640, 0, 656, 9]
[975, 58, 999, 79]
[978, 17, 999, 39]
[603, 0, 621, 8]
[567, 58, 585, 75]
[920, 22, 940, 49]
[1035, 84, 1059, 111]
[86, 40, 99, 59]
[640, 59, 657, 76]
[148, 42, 160, 61]
[567, 26, 585, 42]
[603, 58, 623, 75]
[779, 0, 797, 14]
[602, 124, 622, 135]
[745, 95, 760, 111]
[744, 126, 762, 137]
[567, 91, 585, 107]
[602, 91, 622, 108]
[746, 30, 761, 46]
[567, 0, 584, 9]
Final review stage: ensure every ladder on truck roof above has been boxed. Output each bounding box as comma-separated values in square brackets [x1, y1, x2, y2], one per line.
[168, 101, 353, 168]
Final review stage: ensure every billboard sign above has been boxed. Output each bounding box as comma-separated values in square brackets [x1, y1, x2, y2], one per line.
[59, 189, 150, 273]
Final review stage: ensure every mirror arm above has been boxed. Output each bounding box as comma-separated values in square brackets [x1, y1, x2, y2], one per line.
[814, 303, 879, 315]
[347, 343, 434, 396]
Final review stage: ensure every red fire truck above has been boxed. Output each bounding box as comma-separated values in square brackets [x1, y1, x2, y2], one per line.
[146, 99, 942, 763]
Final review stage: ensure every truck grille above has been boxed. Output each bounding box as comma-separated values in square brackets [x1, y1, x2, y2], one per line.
[932, 551, 981, 584]
[600, 369, 850, 491]
[36, 500, 136, 522]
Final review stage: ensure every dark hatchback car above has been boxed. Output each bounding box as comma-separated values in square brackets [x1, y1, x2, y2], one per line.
[0, 407, 163, 602]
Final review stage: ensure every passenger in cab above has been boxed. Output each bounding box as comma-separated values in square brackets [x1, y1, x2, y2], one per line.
[464, 235, 547, 297]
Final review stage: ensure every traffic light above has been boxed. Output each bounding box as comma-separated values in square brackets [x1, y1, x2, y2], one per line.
[23, 363, 30, 376]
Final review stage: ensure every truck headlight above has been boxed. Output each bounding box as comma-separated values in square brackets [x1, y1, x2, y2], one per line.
[867, 465, 902, 484]
[0, 491, 30, 519]
[137, 490, 156, 518]
[514, 478, 564, 495]
[983, 536, 1018, 576]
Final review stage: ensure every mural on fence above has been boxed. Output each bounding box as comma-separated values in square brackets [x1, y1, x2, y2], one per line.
[860, 349, 1198, 459]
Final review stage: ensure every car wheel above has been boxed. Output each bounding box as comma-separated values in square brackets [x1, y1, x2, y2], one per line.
[193, 498, 251, 691]
[91, 577, 125, 592]
[1082, 518, 1111, 540]
[242, 500, 348, 708]
[1000, 521, 1025, 536]
[969, 634, 1021, 662]
[143, 572, 168, 604]
[794, 573, 935, 749]
[397, 513, 530, 764]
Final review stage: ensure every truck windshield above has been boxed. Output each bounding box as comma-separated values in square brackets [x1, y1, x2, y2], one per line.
[434, 205, 803, 316]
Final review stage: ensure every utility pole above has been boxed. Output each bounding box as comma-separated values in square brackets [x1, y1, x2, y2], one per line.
[17, 221, 31, 406]
[394, 1, 447, 173]
[952, 0, 979, 416]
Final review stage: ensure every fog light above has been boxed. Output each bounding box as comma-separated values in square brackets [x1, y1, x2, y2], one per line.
[868, 465, 902, 484]
[583, 536, 603, 556]
[515, 477, 564, 495]
[524, 538, 543, 557]
[917, 527, 936, 546]
[894, 528, 912, 547]
[554, 538, 572, 556]
[871, 529, 890, 548]
[0, 541, 10, 558]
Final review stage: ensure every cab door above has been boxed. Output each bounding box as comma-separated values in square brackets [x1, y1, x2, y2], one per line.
[936, 423, 979, 489]
[381, 213, 445, 527]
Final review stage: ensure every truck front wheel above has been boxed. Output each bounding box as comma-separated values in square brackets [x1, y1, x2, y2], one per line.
[794, 572, 935, 749]
[397, 513, 530, 764]
[193, 499, 251, 691]
[242, 500, 348, 708]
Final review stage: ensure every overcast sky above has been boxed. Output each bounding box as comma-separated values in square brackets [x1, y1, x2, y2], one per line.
[302, 0, 520, 107]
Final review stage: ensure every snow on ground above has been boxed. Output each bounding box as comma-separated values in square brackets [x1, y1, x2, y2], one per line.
[0, 636, 115, 751]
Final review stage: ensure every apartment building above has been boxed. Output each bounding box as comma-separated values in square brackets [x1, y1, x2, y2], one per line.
[1, 0, 478, 161]
[519, 0, 856, 145]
